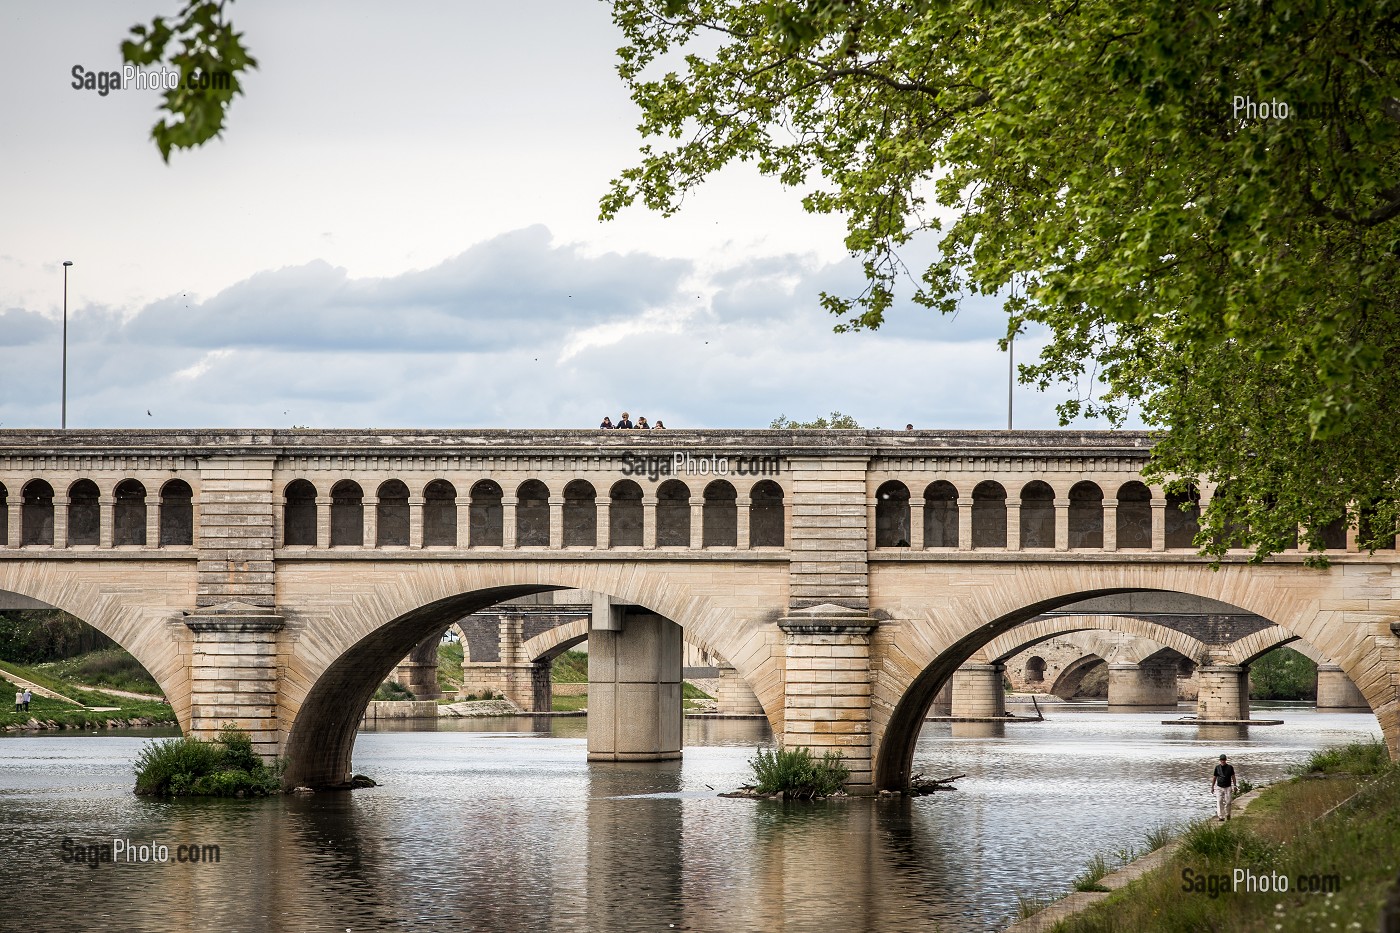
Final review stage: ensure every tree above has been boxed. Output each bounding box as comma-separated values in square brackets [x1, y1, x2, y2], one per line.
[602, 0, 1400, 561]
[770, 411, 861, 429]
[121, 0, 256, 162]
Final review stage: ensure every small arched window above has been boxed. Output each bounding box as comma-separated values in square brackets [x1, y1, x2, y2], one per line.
[68, 480, 100, 546]
[703, 480, 737, 547]
[1025, 656, 1046, 683]
[875, 481, 911, 548]
[377, 480, 410, 547]
[423, 480, 457, 547]
[609, 480, 643, 547]
[159, 480, 194, 546]
[971, 481, 1007, 548]
[113, 479, 147, 546]
[283, 480, 318, 547]
[656, 479, 691, 547]
[470, 480, 504, 547]
[562, 480, 597, 547]
[749, 480, 784, 547]
[21, 480, 54, 546]
[1165, 485, 1201, 549]
[330, 480, 364, 547]
[516, 480, 550, 547]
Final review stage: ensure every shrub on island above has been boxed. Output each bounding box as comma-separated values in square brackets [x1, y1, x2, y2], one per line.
[134, 725, 283, 797]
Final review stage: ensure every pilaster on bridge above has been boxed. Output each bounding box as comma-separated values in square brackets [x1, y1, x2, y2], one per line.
[0, 429, 1397, 792]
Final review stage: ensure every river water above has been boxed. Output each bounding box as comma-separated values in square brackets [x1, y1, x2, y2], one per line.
[0, 704, 1380, 932]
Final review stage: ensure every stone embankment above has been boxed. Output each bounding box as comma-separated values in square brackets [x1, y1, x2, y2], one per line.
[4, 716, 165, 733]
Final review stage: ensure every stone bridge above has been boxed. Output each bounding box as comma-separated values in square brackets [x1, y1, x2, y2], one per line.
[0, 428, 1395, 792]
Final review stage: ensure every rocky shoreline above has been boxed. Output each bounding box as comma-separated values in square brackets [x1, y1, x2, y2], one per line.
[4, 715, 172, 733]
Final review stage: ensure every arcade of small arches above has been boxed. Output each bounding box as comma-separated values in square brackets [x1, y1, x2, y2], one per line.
[277, 477, 788, 550]
[871, 478, 1396, 551]
[0, 478, 194, 547]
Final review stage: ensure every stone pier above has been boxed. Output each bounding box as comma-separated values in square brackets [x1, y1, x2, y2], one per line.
[1316, 663, 1369, 709]
[715, 662, 765, 715]
[1196, 664, 1249, 720]
[950, 662, 1007, 718]
[394, 630, 444, 700]
[1107, 661, 1178, 706]
[586, 601, 683, 762]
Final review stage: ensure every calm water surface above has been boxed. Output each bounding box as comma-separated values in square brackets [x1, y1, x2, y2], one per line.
[0, 705, 1380, 932]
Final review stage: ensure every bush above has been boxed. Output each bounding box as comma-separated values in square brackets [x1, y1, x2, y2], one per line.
[1296, 738, 1391, 776]
[749, 746, 850, 799]
[134, 725, 283, 797]
[373, 680, 414, 701]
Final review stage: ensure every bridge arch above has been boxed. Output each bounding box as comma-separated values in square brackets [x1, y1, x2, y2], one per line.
[0, 570, 193, 730]
[871, 562, 1399, 791]
[279, 562, 785, 787]
[980, 614, 1210, 667]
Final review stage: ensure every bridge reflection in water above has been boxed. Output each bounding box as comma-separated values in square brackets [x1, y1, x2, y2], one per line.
[0, 709, 1380, 932]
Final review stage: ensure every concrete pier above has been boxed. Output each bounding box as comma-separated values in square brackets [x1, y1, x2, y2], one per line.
[1316, 663, 1369, 709]
[586, 604, 683, 762]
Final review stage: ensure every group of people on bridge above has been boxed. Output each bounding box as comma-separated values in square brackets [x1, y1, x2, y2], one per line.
[599, 412, 666, 430]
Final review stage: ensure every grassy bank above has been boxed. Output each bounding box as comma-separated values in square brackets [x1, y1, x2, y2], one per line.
[0, 660, 175, 730]
[36, 649, 161, 694]
[1046, 740, 1398, 932]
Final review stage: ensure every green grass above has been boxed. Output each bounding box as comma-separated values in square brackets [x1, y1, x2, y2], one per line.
[0, 660, 121, 706]
[552, 694, 588, 712]
[1045, 743, 1400, 933]
[37, 648, 160, 694]
[1293, 736, 1389, 775]
[0, 675, 175, 729]
[551, 650, 588, 684]
[682, 681, 712, 700]
[436, 641, 463, 693]
[1072, 852, 1113, 892]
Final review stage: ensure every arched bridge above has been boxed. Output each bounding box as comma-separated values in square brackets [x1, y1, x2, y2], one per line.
[0, 428, 1395, 792]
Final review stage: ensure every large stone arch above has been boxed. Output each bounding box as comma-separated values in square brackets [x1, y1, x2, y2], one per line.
[1048, 652, 1109, 699]
[278, 559, 787, 787]
[869, 560, 1400, 790]
[522, 617, 589, 663]
[0, 561, 195, 728]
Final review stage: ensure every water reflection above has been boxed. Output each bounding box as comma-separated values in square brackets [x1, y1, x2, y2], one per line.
[0, 706, 1381, 932]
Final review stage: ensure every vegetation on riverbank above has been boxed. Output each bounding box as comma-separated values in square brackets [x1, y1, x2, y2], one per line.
[551, 650, 588, 683]
[36, 648, 161, 694]
[0, 661, 174, 730]
[1250, 646, 1318, 701]
[1042, 739, 1397, 933]
[134, 725, 283, 797]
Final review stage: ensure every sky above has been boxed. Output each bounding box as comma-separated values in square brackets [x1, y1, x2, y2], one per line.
[0, 1, 1131, 431]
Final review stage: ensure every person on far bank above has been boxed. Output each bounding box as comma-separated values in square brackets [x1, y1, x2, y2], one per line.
[616, 412, 635, 429]
[13, 689, 20, 713]
[1211, 753, 1238, 821]
[22, 688, 31, 712]
[599, 416, 614, 429]
[637, 416, 651, 430]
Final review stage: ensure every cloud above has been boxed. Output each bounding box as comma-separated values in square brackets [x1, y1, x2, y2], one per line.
[0, 226, 1130, 432]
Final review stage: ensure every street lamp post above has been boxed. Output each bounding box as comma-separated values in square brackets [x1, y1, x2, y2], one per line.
[61, 260, 72, 430]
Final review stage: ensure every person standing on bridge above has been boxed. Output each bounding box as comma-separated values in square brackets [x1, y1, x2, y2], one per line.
[1211, 753, 1238, 821]
[599, 416, 615, 429]
[617, 412, 635, 429]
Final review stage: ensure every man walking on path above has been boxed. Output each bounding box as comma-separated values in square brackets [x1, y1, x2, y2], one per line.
[1211, 753, 1237, 821]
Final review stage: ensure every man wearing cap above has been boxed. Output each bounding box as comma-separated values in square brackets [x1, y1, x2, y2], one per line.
[1210, 754, 1238, 821]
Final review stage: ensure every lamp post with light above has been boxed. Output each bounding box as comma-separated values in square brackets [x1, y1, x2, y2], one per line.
[61, 260, 72, 430]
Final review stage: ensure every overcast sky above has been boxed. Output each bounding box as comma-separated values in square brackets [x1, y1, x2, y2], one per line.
[0, 1, 1133, 431]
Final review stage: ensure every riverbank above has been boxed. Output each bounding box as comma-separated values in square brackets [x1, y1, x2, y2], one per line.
[1024, 740, 1397, 932]
[0, 661, 175, 731]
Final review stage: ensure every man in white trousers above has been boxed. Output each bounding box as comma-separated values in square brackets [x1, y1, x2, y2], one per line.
[1211, 753, 1238, 821]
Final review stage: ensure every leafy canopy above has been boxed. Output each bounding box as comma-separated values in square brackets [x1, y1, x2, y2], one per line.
[770, 411, 861, 429]
[121, 0, 256, 162]
[603, 0, 1400, 559]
